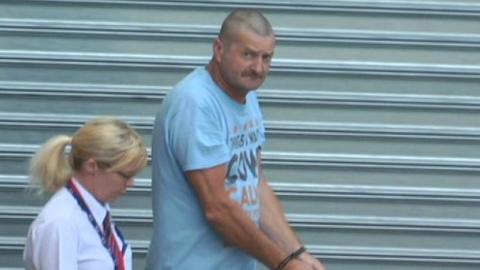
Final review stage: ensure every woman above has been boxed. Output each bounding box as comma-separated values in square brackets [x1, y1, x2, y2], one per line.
[23, 117, 148, 270]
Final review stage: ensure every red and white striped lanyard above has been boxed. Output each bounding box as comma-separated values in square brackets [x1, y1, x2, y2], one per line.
[66, 179, 127, 270]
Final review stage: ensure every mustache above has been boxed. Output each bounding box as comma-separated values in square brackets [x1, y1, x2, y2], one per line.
[242, 70, 264, 79]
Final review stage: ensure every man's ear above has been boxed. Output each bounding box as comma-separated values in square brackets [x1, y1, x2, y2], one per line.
[213, 38, 224, 63]
[83, 158, 98, 175]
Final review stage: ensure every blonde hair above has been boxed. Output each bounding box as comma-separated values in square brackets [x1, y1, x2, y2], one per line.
[30, 117, 148, 193]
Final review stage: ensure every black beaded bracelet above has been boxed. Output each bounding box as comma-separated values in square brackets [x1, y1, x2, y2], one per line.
[274, 246, 306, 270]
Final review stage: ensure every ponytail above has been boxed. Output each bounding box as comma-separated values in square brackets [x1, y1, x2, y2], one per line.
[29, 135, 72, 193]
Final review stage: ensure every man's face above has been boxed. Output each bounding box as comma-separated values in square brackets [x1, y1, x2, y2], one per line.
[217, 30, 276, 97]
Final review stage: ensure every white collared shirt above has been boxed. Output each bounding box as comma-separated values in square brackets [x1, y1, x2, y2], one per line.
[23, 178, 132, 270]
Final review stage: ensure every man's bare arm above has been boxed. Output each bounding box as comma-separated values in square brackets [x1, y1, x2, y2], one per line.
[187, 164, 313, 270]
[258, 159, 327, 270]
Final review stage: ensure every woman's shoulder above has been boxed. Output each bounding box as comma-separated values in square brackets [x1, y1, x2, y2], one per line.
[34, 189, 81, 229]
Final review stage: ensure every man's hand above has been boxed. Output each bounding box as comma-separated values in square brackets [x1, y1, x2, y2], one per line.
[298, 252, 327, 270]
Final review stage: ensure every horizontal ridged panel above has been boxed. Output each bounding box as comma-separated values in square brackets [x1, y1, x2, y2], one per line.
[1, 142, 480, 187]
[2, 143, 480, 170]
[1, 50, 479, 78]
[4, 81, 480, 106]
[3, 92, 478, 126]
[1, 20, 479, 64]
[0, 1, 478, 269]
[1, 236, 480, 270]
[1, 112, 480, 159]
[1, 0, 480, 34]
[1, 61, 479, 95]
[1, 81, 479, 128]
[1, 205, 480, 250]
[1, 173, 479, 219]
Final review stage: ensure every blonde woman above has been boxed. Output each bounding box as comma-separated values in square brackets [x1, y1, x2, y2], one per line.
[23, 117, 148, 270]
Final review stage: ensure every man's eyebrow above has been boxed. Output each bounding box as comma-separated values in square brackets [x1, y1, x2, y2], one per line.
[243, 46, 274, 56]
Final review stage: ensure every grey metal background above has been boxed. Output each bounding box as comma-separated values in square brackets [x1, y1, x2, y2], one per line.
[0, 0, 479, 269]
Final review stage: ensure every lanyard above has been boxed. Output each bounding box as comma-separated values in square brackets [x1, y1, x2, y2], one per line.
[66, 179, 127, 269]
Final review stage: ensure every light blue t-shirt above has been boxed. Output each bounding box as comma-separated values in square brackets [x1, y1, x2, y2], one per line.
[146, 67, 266, 270]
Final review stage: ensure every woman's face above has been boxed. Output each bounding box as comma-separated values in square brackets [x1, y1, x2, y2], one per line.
[94, 163, 138, 203]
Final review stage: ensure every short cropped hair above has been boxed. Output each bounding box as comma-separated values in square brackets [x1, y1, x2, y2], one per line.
[219, 8, 275, 45]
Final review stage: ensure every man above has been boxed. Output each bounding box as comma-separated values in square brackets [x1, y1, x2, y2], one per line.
[146, 8, 326, 270]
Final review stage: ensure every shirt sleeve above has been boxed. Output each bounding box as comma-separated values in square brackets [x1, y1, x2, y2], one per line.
[169, 95, 230, 172]
[27, 219, 79, 270]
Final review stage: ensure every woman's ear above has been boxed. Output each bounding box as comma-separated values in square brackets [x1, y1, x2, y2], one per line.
[83, 158, 98, 175]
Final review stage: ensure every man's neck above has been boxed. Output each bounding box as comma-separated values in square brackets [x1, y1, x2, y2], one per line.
[207, 61, 247, 104]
